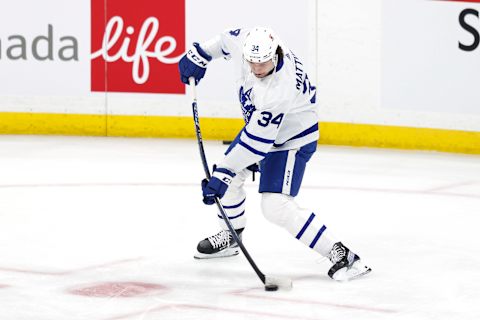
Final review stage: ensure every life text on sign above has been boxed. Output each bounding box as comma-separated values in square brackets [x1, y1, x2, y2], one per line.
[91, 16, 182, 84]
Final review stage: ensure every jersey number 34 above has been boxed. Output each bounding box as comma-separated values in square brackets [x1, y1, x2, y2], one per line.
[258, 111, 284, 128]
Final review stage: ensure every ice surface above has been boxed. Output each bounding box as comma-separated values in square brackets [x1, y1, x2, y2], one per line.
[0, 135, 479, 320]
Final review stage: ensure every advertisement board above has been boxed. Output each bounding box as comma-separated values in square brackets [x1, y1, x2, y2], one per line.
[0, 1, 90, 96]
[382, 0, 480, 115]
[0, 0, 311, 117]
[2, 0, 476, 153]
[91, 0, 185, 94]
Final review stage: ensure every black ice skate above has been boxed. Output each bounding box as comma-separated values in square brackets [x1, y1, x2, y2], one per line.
[327, 242, 371, 281]
[194, 228, 244, 259]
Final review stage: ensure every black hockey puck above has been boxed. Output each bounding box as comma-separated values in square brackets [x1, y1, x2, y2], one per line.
[264, 284, 278, 291]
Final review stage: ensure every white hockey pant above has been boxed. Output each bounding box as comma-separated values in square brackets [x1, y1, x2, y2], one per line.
[218, 168, 335, 257]
[217, 168, 250, 230]
[261, 192, 336, 257]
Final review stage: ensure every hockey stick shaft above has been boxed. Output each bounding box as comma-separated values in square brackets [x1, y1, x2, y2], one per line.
[189, 77, 266, 284]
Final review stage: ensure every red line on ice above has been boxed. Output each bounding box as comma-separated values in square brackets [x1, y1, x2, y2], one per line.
[0, 257, 142, 276]
[422, 180, 478, 193]
[0, 182, 478, 199]
[105, 303, 327, 320]
[437, 0, 480, 3]
[231, 289, 398, 314]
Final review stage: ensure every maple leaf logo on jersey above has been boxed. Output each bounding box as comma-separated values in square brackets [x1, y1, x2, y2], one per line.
[239, 86, 256, 123]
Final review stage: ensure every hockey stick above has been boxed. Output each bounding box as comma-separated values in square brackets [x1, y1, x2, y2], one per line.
[189, 77, 292, 291]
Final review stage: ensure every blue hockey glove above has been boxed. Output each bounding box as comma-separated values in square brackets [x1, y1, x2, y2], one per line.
[201, 167, 236, 205]
[179, 42, 212, 85]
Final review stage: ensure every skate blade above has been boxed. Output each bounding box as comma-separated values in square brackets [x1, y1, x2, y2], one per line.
[194, 247, 239, 259]
[331, 260, 371, 281]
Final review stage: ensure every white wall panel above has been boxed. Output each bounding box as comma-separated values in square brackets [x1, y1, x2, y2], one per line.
[0, 0, 479, 133]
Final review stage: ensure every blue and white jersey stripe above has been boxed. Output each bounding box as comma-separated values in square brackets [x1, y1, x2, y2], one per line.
[238, 141, 267, 157]
[237, 127, 275, 158]
[272, 123, 319, 151]
[242, 127, 275, 144]
[273, 123, 318, 148]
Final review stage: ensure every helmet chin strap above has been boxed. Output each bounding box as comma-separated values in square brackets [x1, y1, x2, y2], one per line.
[270, 53, 279, 75]
[263, 54, 279, 77]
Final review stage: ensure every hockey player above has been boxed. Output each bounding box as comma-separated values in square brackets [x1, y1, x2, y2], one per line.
[178, 27, 371, 281]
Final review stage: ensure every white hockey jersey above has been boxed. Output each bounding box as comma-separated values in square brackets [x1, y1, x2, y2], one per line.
[201, 28, 320, 173]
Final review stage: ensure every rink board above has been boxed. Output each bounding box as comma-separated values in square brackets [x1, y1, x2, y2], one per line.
[1, 112, 479, 155]
[0, 1, 479, 155]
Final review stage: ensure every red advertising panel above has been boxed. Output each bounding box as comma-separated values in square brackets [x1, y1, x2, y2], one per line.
[91, 0, 185, 94]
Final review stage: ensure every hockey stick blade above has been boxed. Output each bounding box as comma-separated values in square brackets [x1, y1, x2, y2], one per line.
[265, 276, 293, 290]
